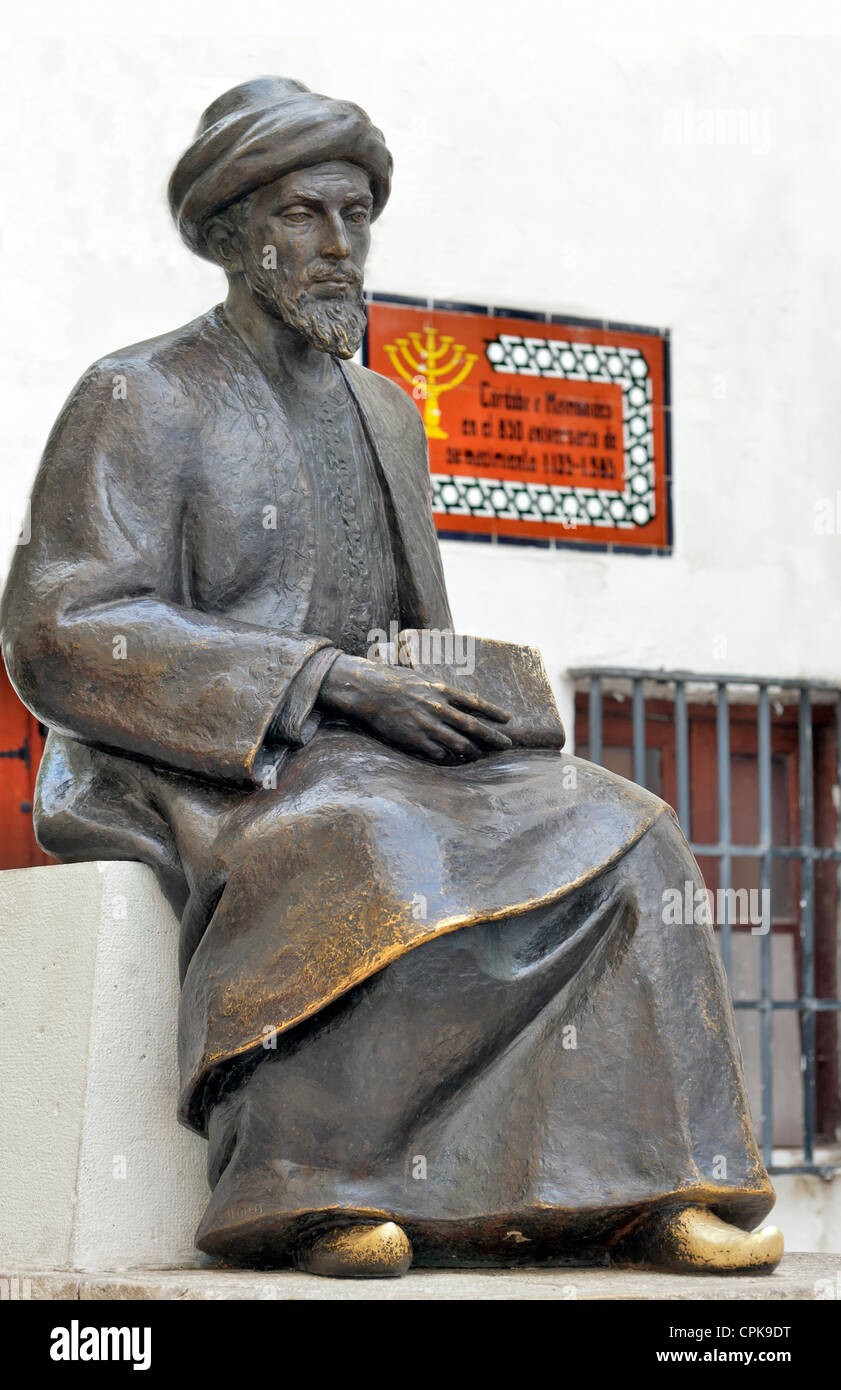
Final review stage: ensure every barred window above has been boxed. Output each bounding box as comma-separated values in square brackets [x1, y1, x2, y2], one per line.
[573, 669, 841, 1177]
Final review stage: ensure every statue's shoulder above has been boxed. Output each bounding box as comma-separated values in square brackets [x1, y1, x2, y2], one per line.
[40, 310, 233, 475]
[78, 307, 230, 402]
[55, 309, 234, 432]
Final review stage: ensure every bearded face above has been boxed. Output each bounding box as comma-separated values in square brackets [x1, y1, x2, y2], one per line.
[218, 161, 373, 359]
[242, 249, 368, 359]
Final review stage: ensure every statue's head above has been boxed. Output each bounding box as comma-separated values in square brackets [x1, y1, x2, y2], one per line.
[168, 77, 392, 358]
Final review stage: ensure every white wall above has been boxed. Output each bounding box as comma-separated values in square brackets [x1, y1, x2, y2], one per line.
[3, 29, 841, 743]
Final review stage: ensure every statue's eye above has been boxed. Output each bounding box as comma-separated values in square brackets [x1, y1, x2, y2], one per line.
[345, 209, 370, 224]
[281, 208, 311, 224]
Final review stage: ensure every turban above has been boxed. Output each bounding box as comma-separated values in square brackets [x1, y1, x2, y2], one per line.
[168, 76, 393, 261]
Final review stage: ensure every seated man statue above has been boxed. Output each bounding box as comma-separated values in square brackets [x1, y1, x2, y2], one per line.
[0, 76, 783, 1278]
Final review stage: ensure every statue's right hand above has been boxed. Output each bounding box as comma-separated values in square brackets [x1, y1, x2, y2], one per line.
[317, 654, 513, 762]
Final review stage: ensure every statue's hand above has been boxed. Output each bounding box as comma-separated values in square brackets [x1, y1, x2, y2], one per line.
[317, 654, 513, 762]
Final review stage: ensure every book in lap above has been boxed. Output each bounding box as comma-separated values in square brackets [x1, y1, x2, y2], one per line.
[376, 629, 566, 751]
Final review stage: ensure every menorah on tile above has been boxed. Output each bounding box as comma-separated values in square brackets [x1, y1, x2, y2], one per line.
[383, 326, 478, 440]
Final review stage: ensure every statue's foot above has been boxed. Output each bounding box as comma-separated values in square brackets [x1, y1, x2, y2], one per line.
[610, 1205, 783, 1274]
[294, 1221, 413, 1278]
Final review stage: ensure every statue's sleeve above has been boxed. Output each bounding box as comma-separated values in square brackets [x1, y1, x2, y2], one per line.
[0, 362, 334, 786]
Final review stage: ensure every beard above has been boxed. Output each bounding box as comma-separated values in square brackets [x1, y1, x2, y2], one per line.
[244, 262, 367, 359]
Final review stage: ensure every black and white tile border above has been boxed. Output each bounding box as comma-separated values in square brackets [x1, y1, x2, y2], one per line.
[431, 335, 655, 530]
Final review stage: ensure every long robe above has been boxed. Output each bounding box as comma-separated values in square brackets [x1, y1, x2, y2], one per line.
[0, 305, 774, 1264]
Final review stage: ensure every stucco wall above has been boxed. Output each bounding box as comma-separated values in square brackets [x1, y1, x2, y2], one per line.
[2, 32, 840, 736]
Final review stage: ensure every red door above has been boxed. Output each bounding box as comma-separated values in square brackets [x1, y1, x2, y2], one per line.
[0, 662, 53, 868]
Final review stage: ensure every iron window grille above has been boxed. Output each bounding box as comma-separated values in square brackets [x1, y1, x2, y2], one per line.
[571, 667, 841, 1178]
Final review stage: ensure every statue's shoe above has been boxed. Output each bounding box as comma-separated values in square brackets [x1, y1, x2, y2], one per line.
[294, 1221, 413, 1278]
[610, 1205, 784, 1274]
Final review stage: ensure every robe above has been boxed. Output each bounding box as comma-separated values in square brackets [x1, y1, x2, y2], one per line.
[0, 305, 774, 1265]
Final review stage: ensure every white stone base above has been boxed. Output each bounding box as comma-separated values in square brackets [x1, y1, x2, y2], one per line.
[2, 1254, 838, 1301]
[1, 861, 840, 1273]
[0, 862, 208, 1272]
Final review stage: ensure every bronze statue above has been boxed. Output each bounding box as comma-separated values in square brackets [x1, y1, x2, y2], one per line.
[1, 77, 783, 1278]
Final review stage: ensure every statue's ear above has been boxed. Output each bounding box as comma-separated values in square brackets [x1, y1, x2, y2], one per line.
[204, 213, 245, 274]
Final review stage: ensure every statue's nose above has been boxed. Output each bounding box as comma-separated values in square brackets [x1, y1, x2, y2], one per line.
[321, 212, 351, 259]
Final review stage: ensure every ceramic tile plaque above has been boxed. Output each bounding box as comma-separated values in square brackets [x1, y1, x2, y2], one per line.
[364, 296, 671, 552]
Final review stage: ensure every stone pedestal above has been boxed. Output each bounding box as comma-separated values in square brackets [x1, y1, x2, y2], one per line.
[2, 1254, 837, 1301]
[0, 862, 207, 1272]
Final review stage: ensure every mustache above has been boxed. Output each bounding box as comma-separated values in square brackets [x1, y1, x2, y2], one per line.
[303, 265, 363, 287]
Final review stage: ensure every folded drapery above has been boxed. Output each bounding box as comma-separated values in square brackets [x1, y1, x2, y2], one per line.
[193, 808, 773, 1267]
